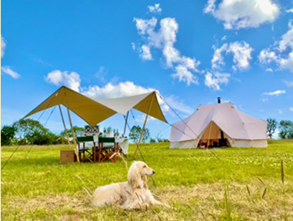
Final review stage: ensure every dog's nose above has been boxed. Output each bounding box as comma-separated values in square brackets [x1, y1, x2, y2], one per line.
[152, 170, 156, 175]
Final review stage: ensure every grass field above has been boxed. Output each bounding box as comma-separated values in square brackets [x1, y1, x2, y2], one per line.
[1, 140, 293, 220]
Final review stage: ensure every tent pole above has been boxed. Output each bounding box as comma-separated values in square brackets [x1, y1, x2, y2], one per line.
[208, 122, 213, 148]
[67, 107, 80, 163]
[123, 111, 129, 137]
[67, 107, 77, 146]
[59, 105, 70, 145]
[134, 94, 154, 158]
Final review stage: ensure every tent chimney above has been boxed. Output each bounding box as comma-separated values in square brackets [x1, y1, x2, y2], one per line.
[217, 97, 221, 104]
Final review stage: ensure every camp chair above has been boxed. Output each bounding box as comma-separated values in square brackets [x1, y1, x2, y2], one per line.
[76, 136, 98, 163]
[98, 137, 119, 163]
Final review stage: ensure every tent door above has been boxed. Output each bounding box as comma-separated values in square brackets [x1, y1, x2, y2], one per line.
[199, 121, 230, 148]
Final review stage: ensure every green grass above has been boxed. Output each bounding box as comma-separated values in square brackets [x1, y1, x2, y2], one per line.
[2, 141, 293, 220]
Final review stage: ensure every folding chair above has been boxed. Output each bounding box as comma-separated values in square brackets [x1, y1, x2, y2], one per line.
[98, 137, 119, 163]
[76, 136, 97, 163]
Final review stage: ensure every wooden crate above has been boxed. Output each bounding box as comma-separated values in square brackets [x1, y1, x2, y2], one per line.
[60, 150, 76, 164]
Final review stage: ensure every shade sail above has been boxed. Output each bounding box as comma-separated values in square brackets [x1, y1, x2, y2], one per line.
[94, 92, 167, 123]
[24, 86, 168, 124]
[23, 86, 117, 125]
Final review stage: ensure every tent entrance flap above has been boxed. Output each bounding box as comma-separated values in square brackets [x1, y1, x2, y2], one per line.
[199, 121, 231, 147]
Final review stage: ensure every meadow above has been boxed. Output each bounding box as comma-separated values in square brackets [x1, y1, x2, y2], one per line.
[1, 140, 293, 221]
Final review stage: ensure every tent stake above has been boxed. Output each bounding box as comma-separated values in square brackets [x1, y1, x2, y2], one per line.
[134, 94, 154, 158]
[59, 105, 70, 145]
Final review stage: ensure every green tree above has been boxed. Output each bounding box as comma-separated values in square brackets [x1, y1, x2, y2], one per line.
[60, 126, 84, 138]
[107, 127, 112, 134]
[129, 126, 150, 143]
[1, 125, 17, 146]
[267, 118, 278, 139]
[13, 119, 48, 140]
[279, 120, 293, 139]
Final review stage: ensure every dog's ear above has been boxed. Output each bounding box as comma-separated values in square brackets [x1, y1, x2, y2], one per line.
[128, 163, 140, 189]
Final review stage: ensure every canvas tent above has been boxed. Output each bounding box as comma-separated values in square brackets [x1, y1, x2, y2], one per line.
[24, 86, 167, 124]
[169, 102, 268, 148]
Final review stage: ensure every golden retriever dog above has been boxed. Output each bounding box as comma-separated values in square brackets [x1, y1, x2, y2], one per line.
[92, 161, 170, 210]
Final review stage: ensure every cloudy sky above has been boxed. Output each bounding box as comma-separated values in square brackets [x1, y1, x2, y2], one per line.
[1, 0, 292, 139]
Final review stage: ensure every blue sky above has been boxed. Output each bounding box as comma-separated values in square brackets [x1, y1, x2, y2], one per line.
[1, 0, 293, 139]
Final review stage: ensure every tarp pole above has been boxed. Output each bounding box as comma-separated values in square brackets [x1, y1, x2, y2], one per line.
[123, 111, 129, 137]
[59, 105, 70, 145]
[134, 94, 154, 158]
[66, 107, 80, 163]
[67, 108, 77, 145]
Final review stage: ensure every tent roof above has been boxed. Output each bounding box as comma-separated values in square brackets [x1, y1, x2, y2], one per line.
[169, 102, 267, 142]
[24, 86, 167, 125]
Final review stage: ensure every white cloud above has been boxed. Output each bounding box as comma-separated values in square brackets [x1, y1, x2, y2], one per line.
[95, 66, 108, 82]
[172, 65, 198, 85]
[277, 109, 283, 114]
[258, 21, 293, 72]
[279, 52, 293, 72]
[227, 41, 253, 70]
[283, 80, 293, 87]
[211, 44, 227, 69]
[289, 107, 293, 111]
[212, 41, 253, 71]
[258, 49, 278, 64]
[278, 21, 293, 52]
[221, 35, 227, 41]
[131, 42, 135, 50]
[140, 45, 152, 60]
[1, 35, 6, 58]
[263, 90, 286, 96]
[286, 9, 293, 13]
[133, 17, 157, 35]
[164, 95, 194, 115]
[136, 114, 157, 123]
[46, 70, 81, 92]
[204, 0, 216, 14]
[266, 68, 273, 72]
[272, 128, 280, 139]
[204, 0, 280, 30]
[134, 17, 200, 86]
[148, 4, 162, 13]
[204, 72, 230, 90]
[1, 66, 20, 79]
[261, 98, 268, 102]
[83, 81, 155, 99]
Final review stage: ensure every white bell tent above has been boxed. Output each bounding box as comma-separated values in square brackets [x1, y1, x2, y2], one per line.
[169, 102, 268, 148]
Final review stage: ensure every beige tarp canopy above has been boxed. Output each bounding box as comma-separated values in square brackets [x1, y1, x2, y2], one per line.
[24, 86, 167, 125]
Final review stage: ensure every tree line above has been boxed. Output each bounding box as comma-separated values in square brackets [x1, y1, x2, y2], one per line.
[1, 119, 168, 146]
[267, 119, 293, 139]
[4, 118, 290, 146]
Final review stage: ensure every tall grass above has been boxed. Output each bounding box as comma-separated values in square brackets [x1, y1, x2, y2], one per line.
[1, 140, 293, 220]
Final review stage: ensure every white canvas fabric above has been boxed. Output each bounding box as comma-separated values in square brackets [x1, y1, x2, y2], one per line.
[169, 103, 268, 148]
